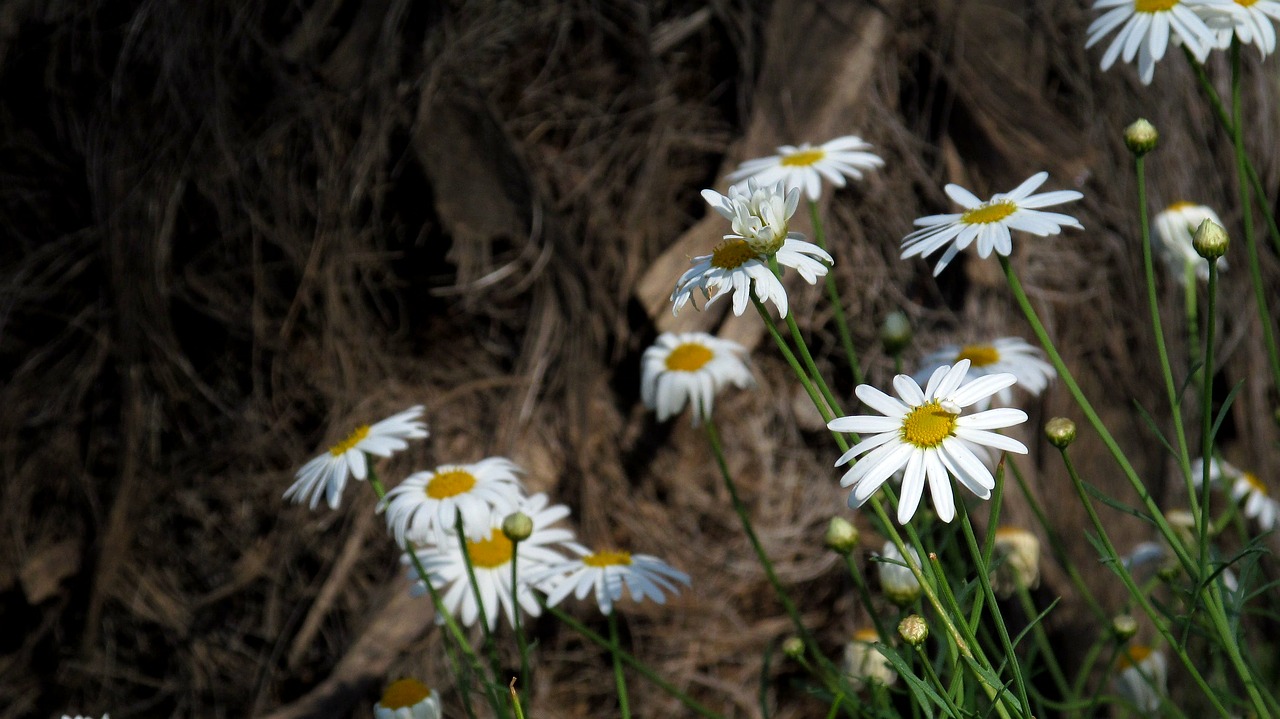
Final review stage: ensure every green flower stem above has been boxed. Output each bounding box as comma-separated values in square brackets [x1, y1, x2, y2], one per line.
[608, 612, 632, 719]
[844, 554, 891, 643]
[511, 541, 532, 696]
[754, 297, 836, 424]
[1075, 641, 1120, 719]
[768, 255, 844, 417]
[508, 678, 526, 719]
[914, 643, 966, 719]
[808, 200, 864, 385]
[1013, 580, 1071, 702]
[543, 603, 724, 719]
[455, 513, 502, 679]
[1185, 267, 1201, 390]
[1198, 261, 1219, 573]
[1055, 446, 1232, 717]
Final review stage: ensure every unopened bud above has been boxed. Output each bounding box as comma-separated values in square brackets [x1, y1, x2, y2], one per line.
[1124, 119, 1158, 156]
[1192, 218, 1229, 261]
[878, 541, 923, 607]
[781, 636, 805, 659]
[880, 311, 913, 354]
[824, 517, 860, 556]
[1112, 614, 1138, 640]
[991, 527, 1041, 598]
[898, 615, 929, 646]
[1044, 417, 1077, 449]
[502, 512, 533, 542]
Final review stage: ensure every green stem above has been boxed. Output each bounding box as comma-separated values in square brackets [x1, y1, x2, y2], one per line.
[915, 643, 966, 719]
[1198, 261, 1219, 575]
[844, 554, 891, 644]
[511, 541, 532, 696]
[754, 297, 835, 424]
[808, 200, 864, 385]
[1013, 580, 1071, 702]
[768, 254, 844, 417]
[455, 513, 502, 679]
[609, 612, 632, 719]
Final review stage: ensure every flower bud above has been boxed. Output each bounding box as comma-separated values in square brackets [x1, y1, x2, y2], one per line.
[991, 527, 1041, 598]
[781, 636, 805, 659]
[824, 517, 860, 556]
[898, 615, 929, 646]
[1192, 218, 1229, 261]
[1111, 614, 1138, 640]
[501, 512, 533, 542]
[1124, 119, 1158, 156]
[1044, 417, 1077, 449]
[877, 541, 923, 607]
[842, 629, 897, 690]
[880, 311, 912, 354]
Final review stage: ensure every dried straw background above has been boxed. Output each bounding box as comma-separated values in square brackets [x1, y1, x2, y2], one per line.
[2, 0, 1278, 717]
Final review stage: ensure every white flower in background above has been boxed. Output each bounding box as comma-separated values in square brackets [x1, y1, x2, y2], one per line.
[901, 172, 1083, 276]
[727, 135, 885, 201]
[877, 541, 923, 606]
[1202, 0, 1280, 56]
[61, 715, 109, 719]
[1112, 645, 1168, 713]
[1152, 202, 1228, 283]
[381, 458, 526, 547]
[914, 337, 1055, 410]
[991, 526, 1042, 598]
[534, 544, 691, 615]
[641, 332, 754, 425]
[828, 361, 1029, 524]
[702, 180, 804, 255]
[285, 405, 429, 510]
[842, 628, 898, 689]
[1085, 0, 1221, 84]
[1192, 457, 1277, 530]
[374, 678, 442, 719]
[408, 493, 574, 630]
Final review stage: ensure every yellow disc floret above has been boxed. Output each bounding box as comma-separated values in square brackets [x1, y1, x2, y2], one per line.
[900, 400, 958, 449]
[780, 148, 826, 167]
[954, 344, 1001, 367]
[1244, 472, 1268, 495]
[1135, 0, 1178, 11]
[583, 550, 633, 567]
[380, 678, 432, 709]
[710, 239, 758, 269]
[426, 469, 478, 499]
[961, 200, 1017, 226]
[665, 343, 714, 372]
[467, 531, 515, 568]
[1117, 644, 1153, 668]
[329, 425, 370, 456]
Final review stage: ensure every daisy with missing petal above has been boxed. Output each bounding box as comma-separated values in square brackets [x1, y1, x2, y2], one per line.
[1086, 0, 1221, 84]
[641, 332, 754, 425]
[914, 337, 1056, 410]
[381, 458, 525, 547]
[408, 493, 574, 630]
[285, 405, 429, 510]
[827, 360, 1029, 524]
[1152, 202, 1228, 283]
[727, 136, 885, 202]
[374, 678, 442, 719]
[534, 544, 691, 615]
[901, 172, 1083, 276]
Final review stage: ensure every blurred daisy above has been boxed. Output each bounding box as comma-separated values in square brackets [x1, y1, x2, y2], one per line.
[381, 458, 525, 547]
[1152, 202, 1228, 283]
[842, 628, 897, 689]
[901, 172, 1083, 276]
[534, 544, 690, 615]
[877, 541, 923, 606]
[641, 332, 754, 425]
[914, 337, 1055, 410]
[1085, 0, 1220, 84]
[828, 360, 1029, 524]
[285, 405, 429, 510]
[408, 493, 574, 630]
[374, 678, 442, 719]
[726, 136, 885, 201]
[1112, 645, 1167, 713]
[702, 179, 804, 255]
[61, 715, 109, 719]
[1204, 0, 1280, 56]
[1193, 457, 1277, 530]
[991, 526, 1042, 598]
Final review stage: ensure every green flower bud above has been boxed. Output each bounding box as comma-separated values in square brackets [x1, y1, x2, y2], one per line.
[1112, 614, 1138, 640]
[824, 517, 860, 556]
[880, 311, 912, 354]
[1124, 119, 1158, 156]
[898, 615, 929, 646]
[1044, 417, 1077, 449]
[501, 512, 533, 542]
[1192, 218, 1229, 261]
[781, 636, 805, 659]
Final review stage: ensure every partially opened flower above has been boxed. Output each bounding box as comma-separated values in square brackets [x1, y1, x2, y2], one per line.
[877, 541, 923, 606]
[1086, 0, 1220, 84]
[914, 337, 1055, 410]
[534, 545, 691, 615]
[641, 332, 753, 425]
[901, 173, 1083, 276]
[1152, 202, 1228, 284]
[374, 678, 442, 719]
[726, 136, 885, 201]
[381, 458, 526, 547]
[285, 405, 429, 510]
[842, 628, 897, 690]
[1112, 645, 1167, 713]
[828, 361, 1029, 524]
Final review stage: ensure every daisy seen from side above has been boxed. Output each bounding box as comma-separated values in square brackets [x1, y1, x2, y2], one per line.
[641, 332, 754, 425]
[1152, 202, 1228, 283]
[1085, 0, 1222, 84]
[914, 337, 1056, 410]
[901, 172, 1083, 276]
[381, 457, 525, 547]
[533, 544, 691, 615]
[374, 678, 442, 719]
[1112, 645, 1168, 713]
[726, 135, 885, 201]
[285, 405, 429, 510]
[828, 360, 1029, 524]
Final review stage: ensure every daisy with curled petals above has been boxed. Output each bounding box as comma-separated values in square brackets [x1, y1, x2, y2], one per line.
[381, 457, 525, 547]
[827, 360, 1029, 524]
[1204, 0, 1280, 56]
[374, 678, 442, 719]
[285, 405, 429, 510]
[901, 172, 1083, 276]
[726, 135, 885, 202]
[641, 332, 754, 425]
[914, 337, 1056, 410]
[1086, 0, 1222, 84]
[533, 544, 691, 615]
[407, 493, 574, 630]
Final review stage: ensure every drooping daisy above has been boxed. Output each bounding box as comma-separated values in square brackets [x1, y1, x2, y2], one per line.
[1085, 0, 1221, 84]
[285, 405, 429, 510]
[407, 493, 574, 630]
[381, 458, 526, 547]
[533, 544, 691, 615]
[901, 173, 1083, 276]
[1152, 202, 1228, 284]
[877, 541, 923, 606]
[1203, 0, 1280, 57]
[841, 628, 897, 690]
[374, 678, 442, 719]
[828, 360, 1029, 524]
[914, 337, 1055, 410]
[641, 332, 754, 425]
[1112, 645, 1168, 713]
[726, 136, 885, 201]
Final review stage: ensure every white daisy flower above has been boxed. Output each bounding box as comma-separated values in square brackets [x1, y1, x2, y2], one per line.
[1203, 0, 1280, 56]
[827, 360, 1029, 524]
[381, 458, 526, 547]
[702, 179, 804, 255]
[285, 405, 429, 510]
[914, 337, 1056, 410]
[842, 628, 897, 689]
[901, 172, 1083, 276]
[374, 678, 442, 719]
[877, 541, 923, 606]
[1192, 456, 1277, 529]
[533, 545, 691, 615]
[726, 136, 885, 202]
[641, 332, 754, 425]
[1086, 0, 1221, 84]
[671, 240, 790, 317]
[1152, 202, 1228, 284]
[407, 493, 574, 630]
[1112, 645, 1167, 713]
[991, 526, 1042, 598]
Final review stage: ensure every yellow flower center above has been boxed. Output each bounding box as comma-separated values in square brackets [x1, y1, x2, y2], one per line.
[1134, 0, 1178, 11]
[328, 425, 370, 456]
[1237, 0, 1260, 6]
[780, 148, 826, 167]
[1244, 472, 1268, 495]
[710, 239, 758, 269]
[426, 469, 478, 499]
[994, 526, 1027, 540]
[1167, 200, 1197, 211]
[900, 400, 958, 449]
[1118, 645, 1153, 668]
[665, 343, 714, 372]
[466, 531, 514, 568]
[380, 678, 432, 709]
[853, 628, 879, 643]
[960, 200, 1017, 225]
[583, 550, 633, 567]
[954, 344, 1001, 367]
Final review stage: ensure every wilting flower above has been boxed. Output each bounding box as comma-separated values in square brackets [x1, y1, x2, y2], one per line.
[914, 337, 1055, 410]
[374, 678, 442, 719]
[727, 136, 885, 201]
[828, 361, 1029, 524]
[842, 628, 897, 690]
[641, 332, 754, 425]
[1112, 645, 1167, 713]
[1152, 202, 1227, 284]
[901, 173, 1083, 276]
[381, 458, 525, 547]
[285, 406, 429, 510]
[534, 545, 690, 615]
[991, 526, 1042, 598]
[1086, 0, 1221, 84]
[877, 541, 923, 606]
